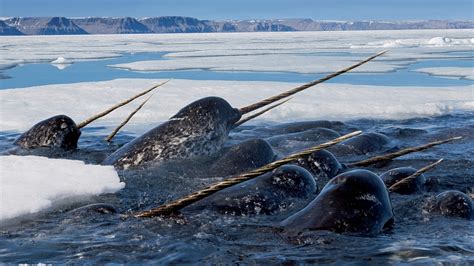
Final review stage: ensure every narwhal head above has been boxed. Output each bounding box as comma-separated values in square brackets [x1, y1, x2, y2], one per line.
[171, 96, 241, 132]
[14, 115, 81, 150]
[14, 81, 169, 151]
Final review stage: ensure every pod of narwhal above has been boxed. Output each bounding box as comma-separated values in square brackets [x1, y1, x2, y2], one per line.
[185, 137, 460, 221]
[131, 132, 470, 236]
[131, 131, 396, 235]
[13, 80, 170, 150]
[103, 51, 388, 169]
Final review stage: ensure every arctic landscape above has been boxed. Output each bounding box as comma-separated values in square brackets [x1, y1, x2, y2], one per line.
[0, 29, 473, 263]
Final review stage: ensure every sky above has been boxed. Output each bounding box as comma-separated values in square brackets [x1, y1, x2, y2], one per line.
[0, 0, 473, 20]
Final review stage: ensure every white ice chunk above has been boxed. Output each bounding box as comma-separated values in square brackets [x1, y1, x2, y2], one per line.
[428, 37, 452, 45]
[51, 56, 72, 64]
[0, 155, 124, 222]
[51, 57, 73, 70]
[415, 67, 474, 80]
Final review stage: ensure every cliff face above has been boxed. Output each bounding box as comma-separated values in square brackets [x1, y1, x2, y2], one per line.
[4, 17, 87, 35]
[72, 17, 152, 34]
[1, 16, 473, 35]
[213, 20, 296, 32]
[139, 16, 215, 33]
[0, 20, 23, 35]
[274, 19, 474, 31]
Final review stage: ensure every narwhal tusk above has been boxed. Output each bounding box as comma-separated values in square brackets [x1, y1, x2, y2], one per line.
[348, 136, 461, 167]
[76, 80, 170, 129]
[238, 50, 388, 115]
[105, 94, 155, 142]
[233, 98, 292, 128]
[388, 159, 444, 192]
[132, 130, 362, 218]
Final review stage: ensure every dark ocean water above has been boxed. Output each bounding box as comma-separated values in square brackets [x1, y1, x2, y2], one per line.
[0, 112, 473, 264]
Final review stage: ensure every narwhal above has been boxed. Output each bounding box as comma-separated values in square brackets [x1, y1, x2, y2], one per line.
[103, 51, 388, 169]
[280, 169, 394, 235]
[424, 190, 473, 220]
[13, 81, 169, 151]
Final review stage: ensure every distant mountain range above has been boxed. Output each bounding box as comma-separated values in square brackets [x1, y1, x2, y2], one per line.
[1, 16, 472, 35]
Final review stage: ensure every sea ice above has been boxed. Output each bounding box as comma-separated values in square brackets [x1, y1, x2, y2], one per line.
[51, 56, 72, 64]
[0, 79, 472, 134]
[0, 29, 472, 75]
[415, 67, 474, 80]
[0, 155, 124, 222]
[109, 54, 404, 74]
[51, 56, 73, 70]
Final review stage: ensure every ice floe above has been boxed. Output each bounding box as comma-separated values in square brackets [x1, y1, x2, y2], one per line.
[51, 56, 72, 64]
[0, 155, 124, 222]
[51, 56, 73, 70]
[109, 54, 405, 74]
[0, 79, 472, 134]
[415, 67, 474, 80]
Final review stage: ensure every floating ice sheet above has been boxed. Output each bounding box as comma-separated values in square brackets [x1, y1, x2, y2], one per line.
[109, 54, 405, 74]
[415, 67, 474, 80]
[0, 30, 472, 74]
[0, 155, 124, 222]
[0, 79, 472, 134]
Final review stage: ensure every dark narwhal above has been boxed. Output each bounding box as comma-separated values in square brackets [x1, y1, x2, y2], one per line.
[281, 169, 394, 235]
[292, 149, 346, 188]
[13, 82, 168, 150]
[425, 190, 473, 219]
[184, 165, 317, 216]
[265, 127, 341, 153]
[329, 132, 391, 156]
[380, 167, 426, 194]
[67, 203, 117, 215]
[103, 52, 387, 169]
[253, 120, 350, 138]
[14, 115, 81, 150]
[209, 138, 276, 177]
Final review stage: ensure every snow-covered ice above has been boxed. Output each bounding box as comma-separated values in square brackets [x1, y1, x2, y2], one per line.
[0, 155, 124, 222]
[0, 79, 472, 134]
[415, 67, 474, 80]
[108, 30, 473, 73]
[109, 54, 405, 74]
[0, 29, 472, 74]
